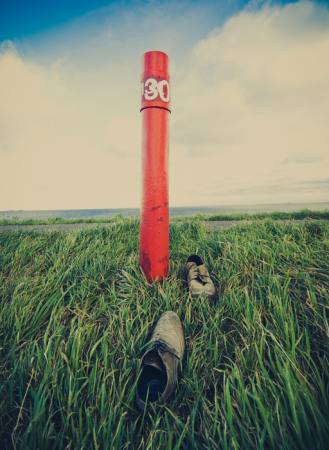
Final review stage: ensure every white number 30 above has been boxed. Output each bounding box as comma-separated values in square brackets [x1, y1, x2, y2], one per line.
[142, 78, 170, 102]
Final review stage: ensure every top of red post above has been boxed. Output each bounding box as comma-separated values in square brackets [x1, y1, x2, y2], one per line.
[141, 51, 171, 112]
[143, 51, 169, 79]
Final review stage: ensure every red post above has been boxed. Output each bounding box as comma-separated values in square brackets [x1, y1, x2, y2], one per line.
[139, 51, 170, 282]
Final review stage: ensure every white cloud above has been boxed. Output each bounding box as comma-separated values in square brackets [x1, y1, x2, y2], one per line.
[171, 0, 329, 205]
[0, 0, 328, 210]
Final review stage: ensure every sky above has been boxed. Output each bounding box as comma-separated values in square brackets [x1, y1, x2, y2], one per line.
[0, 0, 328, 210]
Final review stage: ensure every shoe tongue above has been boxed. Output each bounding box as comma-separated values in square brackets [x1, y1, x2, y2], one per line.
[198, 264, 208, 276]
[144, 350, 164, 372]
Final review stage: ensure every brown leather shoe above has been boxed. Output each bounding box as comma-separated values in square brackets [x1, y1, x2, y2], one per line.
[185, 255, 216, 299]
[136, 311, 185, 410]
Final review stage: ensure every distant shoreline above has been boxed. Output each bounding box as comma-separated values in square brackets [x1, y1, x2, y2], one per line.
[1, 201, 329, 221]
[0, 208, 328, 228]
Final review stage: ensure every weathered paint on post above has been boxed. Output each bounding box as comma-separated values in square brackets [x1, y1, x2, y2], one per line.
[139, 51, 170, 282]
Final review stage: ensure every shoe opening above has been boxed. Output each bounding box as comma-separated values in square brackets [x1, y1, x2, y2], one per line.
[187, 254, 203, 266]
[137, 353, 167, 403]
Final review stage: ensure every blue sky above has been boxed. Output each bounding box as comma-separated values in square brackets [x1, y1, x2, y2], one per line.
[0, 0, 114, 39]
[0, 0, 300, 40]
[1, 0, 329, 210]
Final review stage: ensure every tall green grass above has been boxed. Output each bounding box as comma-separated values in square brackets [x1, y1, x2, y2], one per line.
[0, 219, 328, 449]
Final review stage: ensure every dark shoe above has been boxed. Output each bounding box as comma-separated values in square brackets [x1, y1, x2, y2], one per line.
[185, 255, 216, 299]
[136, 311, 185, 410]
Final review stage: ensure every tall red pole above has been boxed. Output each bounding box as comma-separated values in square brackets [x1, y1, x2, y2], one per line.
[139, 51, 170, 282]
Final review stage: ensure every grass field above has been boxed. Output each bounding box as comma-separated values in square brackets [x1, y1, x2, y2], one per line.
[0, 218, 328, 449]
[0, 208, 328, 225]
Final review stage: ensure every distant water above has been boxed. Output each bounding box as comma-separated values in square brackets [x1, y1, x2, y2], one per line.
[1, 202, 328, 220]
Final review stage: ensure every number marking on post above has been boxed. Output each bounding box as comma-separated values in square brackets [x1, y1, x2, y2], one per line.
[142, 78, 170, 102]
